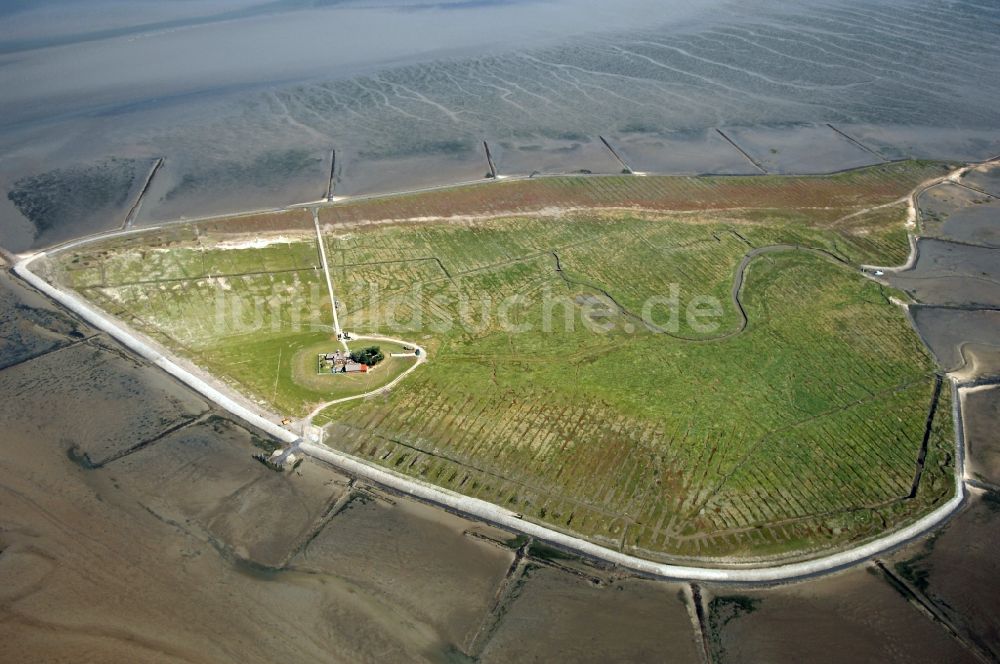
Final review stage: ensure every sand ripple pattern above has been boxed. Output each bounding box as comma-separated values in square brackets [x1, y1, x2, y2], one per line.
[221, 0, 1000, 161]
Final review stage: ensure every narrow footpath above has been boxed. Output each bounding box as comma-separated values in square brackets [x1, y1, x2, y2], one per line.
[313, 207, 347, 351]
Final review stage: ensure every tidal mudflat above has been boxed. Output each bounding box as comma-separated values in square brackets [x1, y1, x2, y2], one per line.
[334, 146, 488, 198]
[701, 566, 979, 664]
[908, 307, 1000, 379]
[838, 126, 1000, 163]
[917, 182, 1000, 248]
[4, 1, 1000, 251]
[0, 267, 90, 369]
[0, 426, 472, 661]
[478, 565, 702, 663]
[720, 124, 882, 174]
[489, 136, 624, 176]
[886, 239, 1000, 308]
[108, 416, 350, 568]
[294, 489, 515, 652]
[898, 162, 1000, 383]
[3, 156, 155, 248]
[0, 336, 209, 466]
[135, 148, 330, 224]
[963, 386, 1000, 487]
[963, 163, 1000, 197]
[606, 129, 760, 175]
[884, 492, 1000, 663]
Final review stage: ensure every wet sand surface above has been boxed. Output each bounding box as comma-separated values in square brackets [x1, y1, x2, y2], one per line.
[837, 126, 1000, 163]
[294, 489, 515, 652]
[479, 564, 702, 663]
[884, 492, 1000, 662]
[0, 436, 477, 662]
[886, 238, 1000, 308]
[490, 137, 624, 176]
[917, 182, 1000, 248]
[909, 307, 1000, 378]
[606, 130, 760, 175]
[936, 202, 1000, 249]
[135, 148, 330, 224]
[701, 566, 979, 664]
[0, 335, 210, 466]
[963, 163, 1000, 198]
[107, 416, 350, 568]
[963, 386, 1000, 486]
[0, 156, 159, 250]
[0, 267, 91, 369]
[722, 124, 882, 174]
[334, 148, 489, 198]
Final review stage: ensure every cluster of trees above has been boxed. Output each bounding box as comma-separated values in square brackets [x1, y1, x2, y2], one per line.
[350, 346, 384, 366]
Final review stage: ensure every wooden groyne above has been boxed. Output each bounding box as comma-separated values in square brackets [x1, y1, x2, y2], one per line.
[826, 123, 887, 161]
[599, 135, 633, 174]
[483, 140, 498, 179]
[121, 157, 163, 230]
[325, 149, 337, 201]
[714, 129, 767, 174]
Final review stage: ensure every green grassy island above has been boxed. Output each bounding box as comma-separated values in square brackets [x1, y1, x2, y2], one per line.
[47, 161, 957, 562]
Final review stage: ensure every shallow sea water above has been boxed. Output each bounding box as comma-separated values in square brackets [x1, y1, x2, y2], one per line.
[1, 0, 999, 250]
